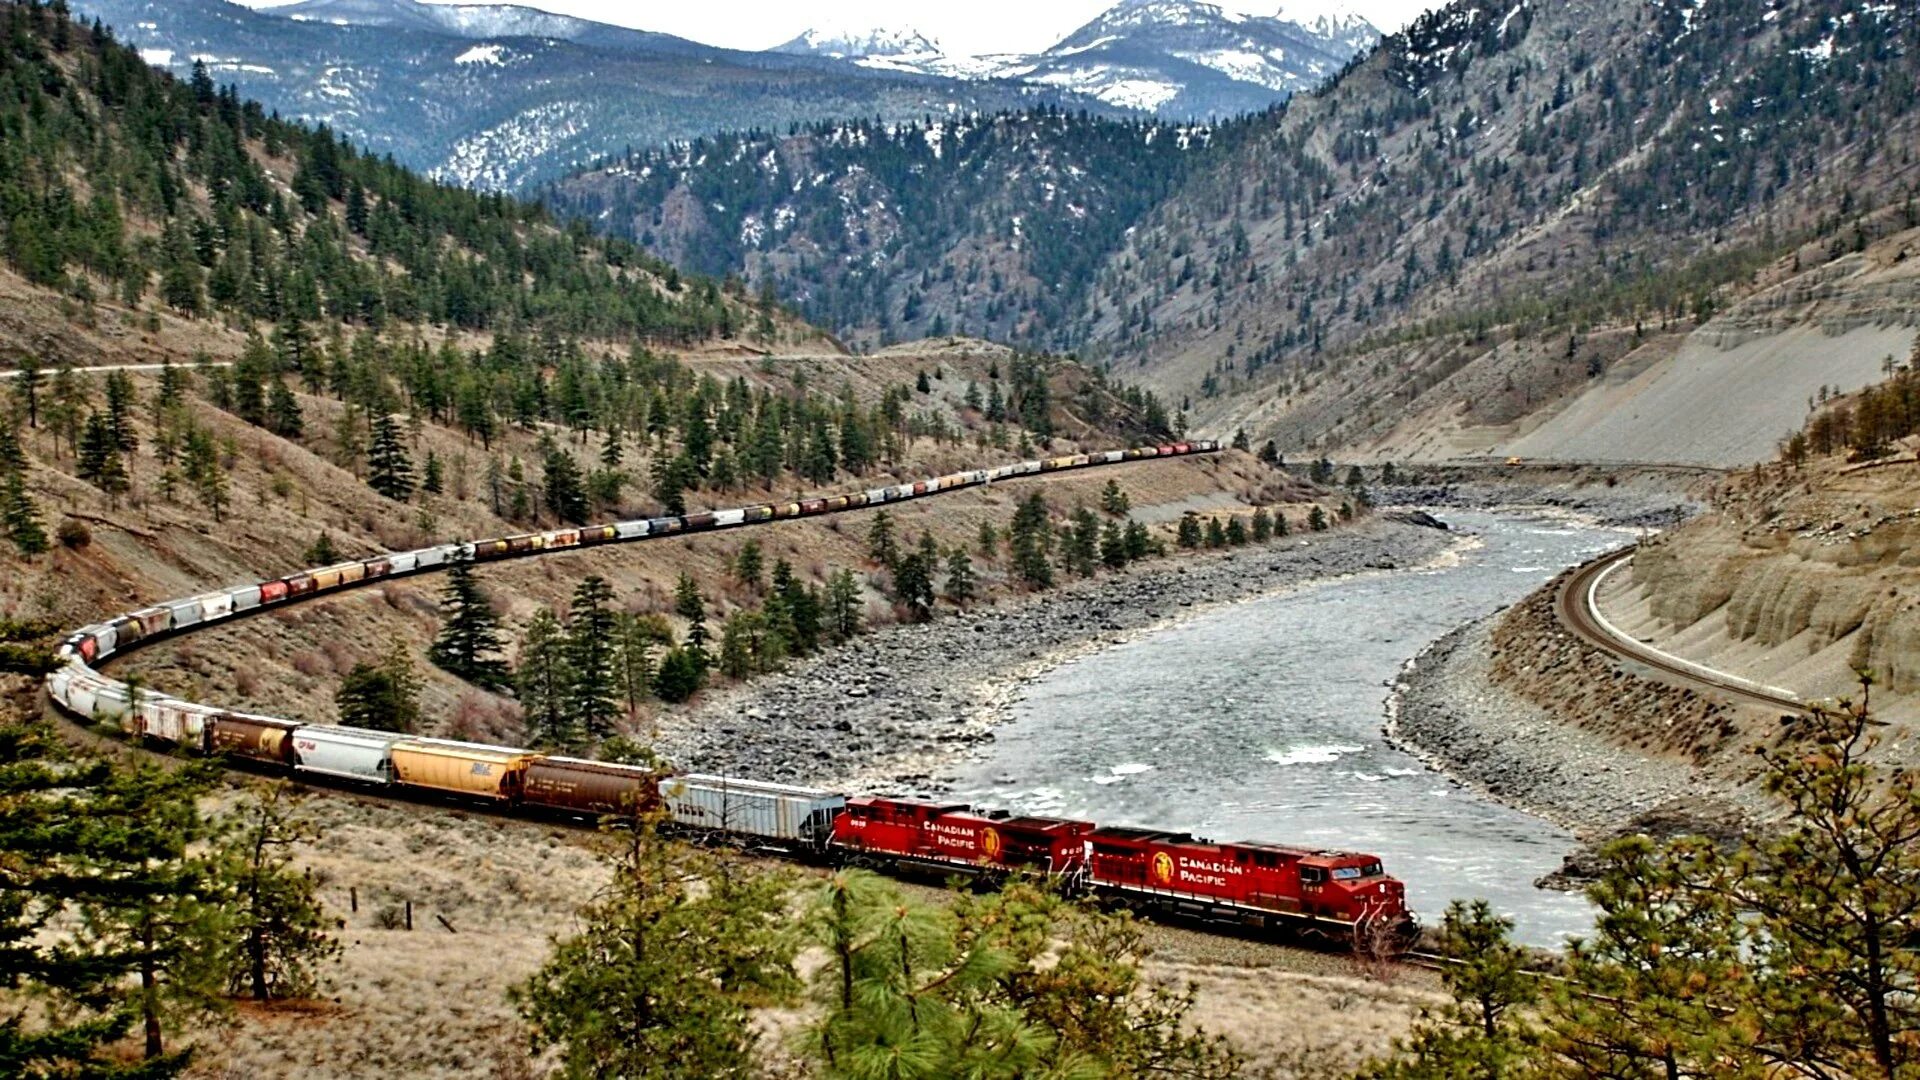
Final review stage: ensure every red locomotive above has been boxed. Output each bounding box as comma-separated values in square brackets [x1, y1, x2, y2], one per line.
[828, 797, 1410, 941]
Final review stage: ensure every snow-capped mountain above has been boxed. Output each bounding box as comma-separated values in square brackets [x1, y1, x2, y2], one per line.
[763, 0, 1381, 119]
[77, 0, 1127, 191]
[771, 25, 945, 61]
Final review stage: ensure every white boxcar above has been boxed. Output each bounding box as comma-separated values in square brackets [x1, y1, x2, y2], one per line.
[662, 775, 845, 845]
[291, 726, 400, 784]
[714, 509, 746, 528]
[614, 520, 648, 540]
[140, 697, 215, 750]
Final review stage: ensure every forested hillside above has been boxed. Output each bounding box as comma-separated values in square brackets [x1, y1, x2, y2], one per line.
[0, 1, 797, 348]
[552, 0, 1920, 457]
[542, 110, 1236, 351]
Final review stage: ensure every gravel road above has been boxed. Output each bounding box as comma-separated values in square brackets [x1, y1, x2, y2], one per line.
[666, 517, 1459, 790]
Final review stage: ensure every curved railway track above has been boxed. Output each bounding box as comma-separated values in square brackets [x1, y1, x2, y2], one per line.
[1556, 550, 1807, 714]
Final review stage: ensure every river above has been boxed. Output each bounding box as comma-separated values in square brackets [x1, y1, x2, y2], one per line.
[946, 509, 1633, 946]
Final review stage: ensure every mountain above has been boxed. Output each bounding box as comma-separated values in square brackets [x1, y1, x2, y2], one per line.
[74, 0, 1131, 191]
[763, 0, 1382, 118]
[557, 0, 1920, 465]
[771, 25, 946, 61]
[541, 113, 1234, 351]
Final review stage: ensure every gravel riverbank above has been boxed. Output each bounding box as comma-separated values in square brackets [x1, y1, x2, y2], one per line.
[666, 517, 1460, 790]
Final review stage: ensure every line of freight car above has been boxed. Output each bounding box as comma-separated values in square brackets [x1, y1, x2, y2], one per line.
[52, 679, 1412, 949]
[54, 441, 1218, 669]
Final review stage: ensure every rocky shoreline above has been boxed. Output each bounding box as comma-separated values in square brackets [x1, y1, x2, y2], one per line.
[666, 517, 1460, 791]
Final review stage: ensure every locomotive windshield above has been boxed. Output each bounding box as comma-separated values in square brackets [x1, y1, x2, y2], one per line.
[1330, 862, 1385, 881]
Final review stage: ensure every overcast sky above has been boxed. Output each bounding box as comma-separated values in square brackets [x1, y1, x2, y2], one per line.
[238, 1, 1439, 57]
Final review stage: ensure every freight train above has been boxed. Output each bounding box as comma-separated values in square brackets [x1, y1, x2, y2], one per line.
[40, 440, 1416, 944]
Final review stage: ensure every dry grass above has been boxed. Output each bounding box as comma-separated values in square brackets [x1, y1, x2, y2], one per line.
[168, 787, 1430, 1079]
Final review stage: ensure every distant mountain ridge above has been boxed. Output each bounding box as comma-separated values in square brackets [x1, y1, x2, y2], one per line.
[770, 0, 1380, 117]
[76, 0, 1130, 191]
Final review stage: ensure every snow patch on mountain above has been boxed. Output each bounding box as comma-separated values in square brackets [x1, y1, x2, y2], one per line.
[454, 43, 504, 66]
[772, 25, 943, 60]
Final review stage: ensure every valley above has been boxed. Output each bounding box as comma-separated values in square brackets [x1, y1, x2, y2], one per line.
[5, 0, 1920, 1076]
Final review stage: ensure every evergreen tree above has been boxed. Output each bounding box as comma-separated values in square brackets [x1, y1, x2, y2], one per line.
[718, 609, 765, 680]
[365, 414, 414, 502]
[1251, 507, 1274, 543]
[427, 554, 510, 691]
[1274, 511, 1290, 537]
[1204, 517, 1228, 548]
[1068, 505, 1100, 576]
[0, 430, 48, 557]
[977, 520, 999, 558]
[1101, 479, 1131, 516]
[1357, 900, 1538, 1079]
[734, 540, 764, 592]
[1100, 520, 1128, 568]
[866, 510, 899, 568]
[1308, 506, 1330, 532]
[1225, 517, 1249, 546]
[266, 378, 303, 438]
[334, 639, 420, 732]
[1124, 519, 1154, 560]
[944, 548, 977, 605]
[1177, 514, 1203, 549]
[826, 569, 863, 643]
[652, 647, 704, 704]
[512, 817, 798, 1079]
[893, 552, 935, 622]
[517, 609, 576, 749]
[564, 576, 620, 740]
[104, 370, 138, 453]
[611, 613, 669, 715]
[13, 355, 42, 428]
[673, 572, 709, 666]
[77, 411, 129, 507]
[1009, 492, 1054, 588]
[544, 447, 587, 524]
[217, 783, 340, 1002]
[421, 451, 443, 496]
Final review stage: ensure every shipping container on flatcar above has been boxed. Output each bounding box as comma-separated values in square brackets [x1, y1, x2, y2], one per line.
[662, 775, 844, 849]
[389, 739, 537, 801]
[292, 726, 401, 784]
[522, 757, 660, 817]
[210, 713, 301, 767]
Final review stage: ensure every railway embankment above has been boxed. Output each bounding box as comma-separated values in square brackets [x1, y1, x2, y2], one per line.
[673, 516, 1460, 791]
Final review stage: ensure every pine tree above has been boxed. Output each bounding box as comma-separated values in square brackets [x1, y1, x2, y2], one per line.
[1009, 492, 1054, 588]
[652, 647, 704, 704]
[545, 447, 587, 524]
[1357, 901, 1539, 1079]
[1100, 520, 1127, 568]
[866, 510, 898, 568]
[104, 370, 138, 453]
[2, 467, 49, 557]
[1308, 506, 1329, 532]
[512, 818, 798, 1078]
[217, 783, 340, 1002]
[734, 539, 764, 592]
[673, 572, 709, 666]
[944, 548, 977, 605]
[1068, 505, 1100, 576]
[266, 378, 303, 438]
[1101, 479, 1131, 516]
[611, 613, 669, 715]
[1225, 517, 1249, 546]
[1177, 514, 1203, 549]
[334, 639, 420, 733]
[1124, 519, 1153, 560]
[564, 576, 620, 740]
[1251, 507, 1274, 542]
[365, 413, 414, 502]
[13, 355, 42, 428]
[1204, 517, 1228, 548]
[977, 521, 999, 558]
[517, 609, 577, 749]
[422, 451, 443, 495]
[826, 569, 863, 643]
[77, 411, 129, 507]
[428, 554, 510, 691]
[893, 552, 935, 622]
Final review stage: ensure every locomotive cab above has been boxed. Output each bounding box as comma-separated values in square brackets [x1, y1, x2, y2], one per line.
[1299, 854, 1410, 931]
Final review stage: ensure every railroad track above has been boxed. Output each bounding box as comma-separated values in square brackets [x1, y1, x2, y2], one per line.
[1556, 550, 1807, 714]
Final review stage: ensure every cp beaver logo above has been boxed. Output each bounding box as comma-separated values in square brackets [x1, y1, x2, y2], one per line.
[1151, 851, 1175, 887]
[981, 827, 1003, 861]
